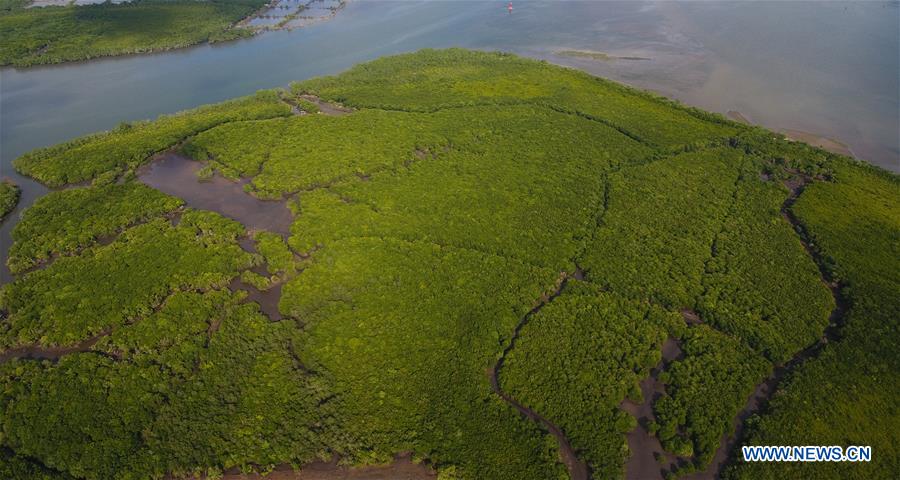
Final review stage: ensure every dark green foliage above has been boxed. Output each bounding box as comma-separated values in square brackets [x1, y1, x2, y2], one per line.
[0, 179, 20, 221]
[0, 1, 30, 15]
[698, 173, 833, 363]
[94, 290, 221, 377]
[0, 447, 73, 480]
[137, 290, 331, 478]
[499, 282, 681, 477]
[4, 49, 897, 479]
[0, 212, 253, 348]
[7, 183, 182, 273]
[0, 289, 330, 479]
[731, 127, 836, 179]
[0, 355, 170, 479]
[581, 148, 743, 308]
[655, 325, 770, 471]
[0, 0, 266, 67]
[13, 91, 290, 187]
[293, 49, 736, 148]
[280, 236, 567, 479]
[253, 231, 295, 277]
[728, 161, 900, 480]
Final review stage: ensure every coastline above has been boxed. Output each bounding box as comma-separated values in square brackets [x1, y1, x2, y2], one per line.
[2, 0, 348, 69]
[727, 111, 856, 158]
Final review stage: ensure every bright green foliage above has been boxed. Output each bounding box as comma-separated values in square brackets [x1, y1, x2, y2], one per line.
[13, 91, 290, 187]
[4, 49, 897, 479]
[581, 147, 743, 308]
[136, 290, 331, 478]
[0, 0, 266, 67]
[293, 49, 736, 147]
[253, 231, 295, 276]
[280, 236, 567, 479]
[295, 98, 320, 114]
[0, 179, 20, 221]
[287, 105, 649, 269]
[0, 289, 330, 480]
[0, 355, 170, 479]
[178, 208, 246, 243]
[698, 174, 833, 362]
[6, 183, 182, 273]
[182, 117, 289, 181]
[185, 110, 447, 198]
[239, 269, 272, 291]
[0, 213, 253, 348]
[728, 161, 900, 480]
[499, 281, 681, 478]
[655, 325, 770, 472]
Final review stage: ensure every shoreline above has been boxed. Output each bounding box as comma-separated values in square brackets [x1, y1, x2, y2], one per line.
[726, 110, 856, 159]
[2, 0, 349, 70]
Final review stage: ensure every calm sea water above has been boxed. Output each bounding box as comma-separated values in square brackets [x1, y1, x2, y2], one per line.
[1, 0, 898, 282]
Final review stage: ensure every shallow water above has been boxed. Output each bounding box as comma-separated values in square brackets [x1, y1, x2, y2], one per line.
[138, 153, 294, 235]
[2, 1, 897, 283]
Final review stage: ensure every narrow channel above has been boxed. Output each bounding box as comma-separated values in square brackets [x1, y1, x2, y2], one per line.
[489, 270, 591, 480]
[680, 174, 848, 480]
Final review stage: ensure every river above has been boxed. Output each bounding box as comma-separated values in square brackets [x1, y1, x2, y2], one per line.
[1, 0, 898, 283]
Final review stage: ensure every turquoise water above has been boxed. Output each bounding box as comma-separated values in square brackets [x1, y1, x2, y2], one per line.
[1, 0, 898, 282]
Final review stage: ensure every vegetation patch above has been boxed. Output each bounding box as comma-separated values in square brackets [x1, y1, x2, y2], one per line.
[499, 281, 682, 478]
[0, 179, 20, 221]
[13, 90, 291, 187]
[654, 325, 770, 473]
[0, 211, 253, 349]
[2, 49, 897, 479]
[727, 163, 900, 480]
[6, 182, 183, 274]
[0, 0, 267, 67]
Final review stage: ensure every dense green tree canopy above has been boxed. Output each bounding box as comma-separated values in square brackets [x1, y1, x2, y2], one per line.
[0, 180, 19, 221]
[0, 0, 267, 67]
[1, 49, 896, 480]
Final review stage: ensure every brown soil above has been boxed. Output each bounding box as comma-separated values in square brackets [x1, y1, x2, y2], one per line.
[0, 332, 109, 363]
[725, 110, 751, 125]
[621, 337, 686, 480]
[679, 308, 702, 325]
[298, 95, 354, 116]
[780, 128, 855, 158]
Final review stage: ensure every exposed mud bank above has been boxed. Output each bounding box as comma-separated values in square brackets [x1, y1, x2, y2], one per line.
[298, 94, 354, 116]
[725, 111, 855, 158]
[229, 273, 284, 321]
[0, 332, 109, 363]
[621, 337, 684, 480]
[489, 269, 591, 480]
[139, 152, 293, 235]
